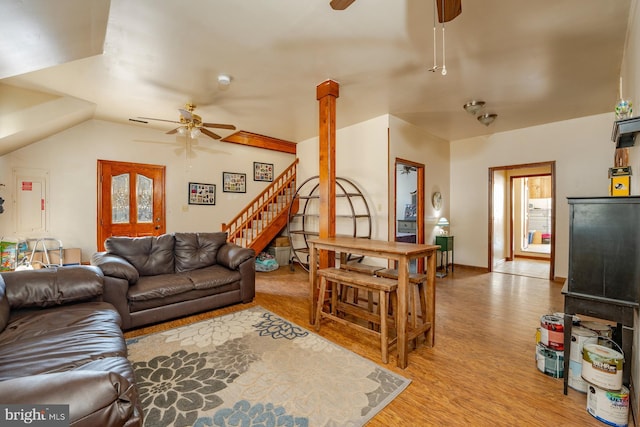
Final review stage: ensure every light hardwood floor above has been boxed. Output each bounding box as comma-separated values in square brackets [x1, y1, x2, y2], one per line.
[126, 264, 633, 426]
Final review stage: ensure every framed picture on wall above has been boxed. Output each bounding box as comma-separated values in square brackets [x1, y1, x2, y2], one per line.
[188, 182, 216, 205]
[223, 172, 246, 193]
[253, 162, 274, 182]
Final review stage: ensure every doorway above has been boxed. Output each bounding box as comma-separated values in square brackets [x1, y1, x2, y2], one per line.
[97, 160, 166, 251]
[394, 158, 425, 271]
[488, 162, 555, 280]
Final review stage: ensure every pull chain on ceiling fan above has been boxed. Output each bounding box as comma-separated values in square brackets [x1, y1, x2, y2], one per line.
[429, 0, 451, 76]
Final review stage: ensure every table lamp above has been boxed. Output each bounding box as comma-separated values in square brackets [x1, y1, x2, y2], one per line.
[437, 217, 450, 235]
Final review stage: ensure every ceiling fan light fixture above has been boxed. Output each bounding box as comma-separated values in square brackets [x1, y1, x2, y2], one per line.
[177, 126, 187, 135]
[463, 100, 485, 115]
[477, 113, 498, 126]
[190, 128, 201, 139]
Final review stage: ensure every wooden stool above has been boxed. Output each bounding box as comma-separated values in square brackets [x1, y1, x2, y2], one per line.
[315, 267, 398, 363]
[375, 268, 429, 345]
[340, 261, 384, 308]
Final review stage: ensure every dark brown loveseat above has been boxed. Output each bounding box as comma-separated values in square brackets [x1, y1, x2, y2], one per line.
[0, 266, 142, 427]
[90, 232, 255, 330]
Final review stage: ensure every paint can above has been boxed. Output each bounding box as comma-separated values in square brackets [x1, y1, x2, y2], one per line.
[570, 326, 598, 362]
[540, 314, 564, 351]
[581, 321, 612, 339]
[536, 343, 564, 378]
[582, 342, 624, 391]
[569, 360, 589, 393]
[587, 384, 629, 427]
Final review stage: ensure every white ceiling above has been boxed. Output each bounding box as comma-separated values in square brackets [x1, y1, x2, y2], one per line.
[0, 0, 633, 152]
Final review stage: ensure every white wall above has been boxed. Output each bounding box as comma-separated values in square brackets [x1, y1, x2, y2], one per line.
[389, 115, 450, 246]
[450, 113, 615, 278]
[297, 115, 390, 241]
[0, 119, 295, 261]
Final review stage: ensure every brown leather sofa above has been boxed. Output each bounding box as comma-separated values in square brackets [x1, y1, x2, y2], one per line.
[90, 232, 255, 330]
[0, 266, 142, 427]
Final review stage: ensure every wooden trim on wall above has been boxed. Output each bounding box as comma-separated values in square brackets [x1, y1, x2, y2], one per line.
[221, 131, 297, 154]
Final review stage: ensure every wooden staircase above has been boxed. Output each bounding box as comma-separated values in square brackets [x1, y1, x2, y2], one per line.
[222, 159, 299, 254]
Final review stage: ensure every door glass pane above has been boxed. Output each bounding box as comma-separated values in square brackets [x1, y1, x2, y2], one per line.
[137, 174, 153, 223]
[112, 174, 130, 223]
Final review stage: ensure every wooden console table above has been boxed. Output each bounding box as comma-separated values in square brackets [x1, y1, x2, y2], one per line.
[308, 236, 439, 369]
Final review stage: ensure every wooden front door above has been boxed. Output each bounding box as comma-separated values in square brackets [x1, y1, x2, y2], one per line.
[97, 160, 166, 251]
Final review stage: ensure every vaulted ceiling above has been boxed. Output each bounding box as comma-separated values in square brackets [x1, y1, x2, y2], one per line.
[0, 0, 633, 155]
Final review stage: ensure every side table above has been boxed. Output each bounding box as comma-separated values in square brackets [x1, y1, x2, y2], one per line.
[435, 235, 454, 278]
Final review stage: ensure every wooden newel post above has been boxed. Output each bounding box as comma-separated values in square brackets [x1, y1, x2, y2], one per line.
[316, 80, 339, 270]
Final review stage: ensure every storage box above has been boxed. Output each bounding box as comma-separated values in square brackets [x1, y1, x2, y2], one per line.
[0, 241, 17, 271]
[31, 248, 82, 268]
[609, 166, 631, 196]
[273, 236, 290, 247]
[268, 246, 290, 266]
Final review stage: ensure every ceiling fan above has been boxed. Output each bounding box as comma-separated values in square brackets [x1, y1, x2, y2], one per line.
[132, 103, 236, 140]
[330, 0, 462, 22]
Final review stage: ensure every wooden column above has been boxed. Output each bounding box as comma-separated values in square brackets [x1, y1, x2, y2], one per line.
[316, 80, 339, 269]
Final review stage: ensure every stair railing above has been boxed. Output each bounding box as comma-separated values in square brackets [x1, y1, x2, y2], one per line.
[222, 159, 298, 248]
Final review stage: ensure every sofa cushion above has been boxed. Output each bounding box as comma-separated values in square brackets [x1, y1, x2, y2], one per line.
[1, 266, 104, 309]
[127, 274, 194, 302]
[0, 277, 9, 333]
[185, 264, 242, 290]
[106, 234, 175, 276]
[0, 302, 125, 381]
[174, 232, 228, 273]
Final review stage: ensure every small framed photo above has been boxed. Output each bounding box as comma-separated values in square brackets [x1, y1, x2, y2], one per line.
[253, 162, 274, 182]
[223, 172, 246, 193]
[188, 182, 216, 205]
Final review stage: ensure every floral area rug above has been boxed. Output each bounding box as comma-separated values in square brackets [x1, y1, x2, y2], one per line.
[126, 306, 410, 427]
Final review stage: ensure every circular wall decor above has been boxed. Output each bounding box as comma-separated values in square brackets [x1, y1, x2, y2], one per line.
[432, 192, 442, 210]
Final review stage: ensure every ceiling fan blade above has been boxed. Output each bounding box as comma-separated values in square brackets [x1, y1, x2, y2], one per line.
[202, 122, 236, 130]
[137, 117, 181, 124]
[330, 0, 356, 10]
[178, 109, 193, 120]
[200, 128, 221, 140]
[166, 127, 180, 135]
[437, 0, 462, 23]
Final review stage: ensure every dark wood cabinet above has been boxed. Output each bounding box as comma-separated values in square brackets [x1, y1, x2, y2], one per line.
[567, 196, 640, 303]
[563, 196, 640, 395]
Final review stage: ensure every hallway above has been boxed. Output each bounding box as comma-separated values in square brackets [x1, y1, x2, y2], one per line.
[493, 257, 550, 280]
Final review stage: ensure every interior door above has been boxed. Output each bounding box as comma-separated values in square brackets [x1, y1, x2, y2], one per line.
[394, 158, 425, 271]
[97, 160, 166, 251]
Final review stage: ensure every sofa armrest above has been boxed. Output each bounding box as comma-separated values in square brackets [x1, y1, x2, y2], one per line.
[0, 371, 140, 427]
[216, 244, 255, 270]
[91, 252, 139, 285]
[0, 266, 104, 310]
[101, 275, 133, 330]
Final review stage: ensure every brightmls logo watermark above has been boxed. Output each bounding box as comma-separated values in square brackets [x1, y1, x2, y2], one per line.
[0, 405, 69, 426]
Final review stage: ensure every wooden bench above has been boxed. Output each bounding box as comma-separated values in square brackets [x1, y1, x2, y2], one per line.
[340, 260, 384, 309]
[375, 268, 431, 347]
[314, 267, 398, 363]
